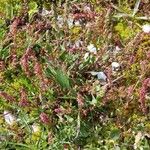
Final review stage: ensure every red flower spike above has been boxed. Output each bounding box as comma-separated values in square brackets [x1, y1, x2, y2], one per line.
[0, 91, 15, 102]
[40, 112, 50, 124]
[139, 78, 150, 114]
[19, 88, 29, 107]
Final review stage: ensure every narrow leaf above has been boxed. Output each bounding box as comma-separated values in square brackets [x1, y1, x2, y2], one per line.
[132, 0, 141, 16]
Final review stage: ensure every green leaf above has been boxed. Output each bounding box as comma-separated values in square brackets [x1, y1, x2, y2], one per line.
[55, 69, 70, 89]
[110, 128, 120, 140]
[46, 66, 70, 89]
[132, 0, 141, 16]
[0, 47, 10, 60]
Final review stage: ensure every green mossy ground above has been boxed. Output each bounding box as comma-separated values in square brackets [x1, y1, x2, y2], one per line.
[0, 0, 150, 149]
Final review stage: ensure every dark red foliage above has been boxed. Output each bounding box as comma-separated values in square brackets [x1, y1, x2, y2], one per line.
[40, 112, 50, 124]
[73, 12, 95, 21]
[9, 17, 21, 36]
[126, 85, 134, 98]
[54, 108, 63, 114]
[139, 78, 150, 114]
[34, 21, 51, 32]
[77, 93, 84, 108]
[20, 48, 33, 76]
[146, 51, 150, 59]
[34, 61, 43, 78]
[71, 4, 96, 22]
[11, 54, 17, 67]
[19, 88, 29, 107]
[0, 61, 5, 71]
[0, 91, 15, 102]
[20, 54, 30, 76]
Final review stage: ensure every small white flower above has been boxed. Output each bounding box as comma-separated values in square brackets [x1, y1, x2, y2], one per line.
[134, 132, 143, 149]
[74, 20, 80, 26]
[83, 6, 91, 12]
[142, 24, 150, 33]
[115, 46, 121, 51]
[67, 18, 74, 28]
[87, 44, 97, 54]
[86, 22, 92, 28]
[32, 124, 40, 133]
[75, 40, 83, 48]
[112, 62, 120, 71]
[84, 52, 90, 60]
[88, 71, 99, 76]
[113, 46, 121, 55]
[42, 9, 51, 16]
[97, 72, 107, 81]
[57, 15, 64, 28]
[3, 111, 16, 125]
[88, 71, 107, 82]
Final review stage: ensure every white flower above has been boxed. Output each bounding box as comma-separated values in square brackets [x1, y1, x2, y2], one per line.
[115, 46, 121, 51]
[112, 62, 120, 71]
[42, 9, 51, 16]
[97, 72, 107, 81]
[83, 6, 91, 12]
[88, 71, 107, 82]
[142, 24, 150, 33]
[57, 15, 64, 28]
[84, 52, 90, 60]
[74, 20, 80, 26]
[86, 22, 92, 28]
[3, 111, 16, 125]
[134, 132, 143, 149]
[88, 71, 99, 76]
[67, 18, 74, 28]
[87, 44, 97, 54]
[75, 40, 83, 48]
[67, 15, 81, 27]
[113, 46, 121, 55]
[32, 124, 40, 133]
